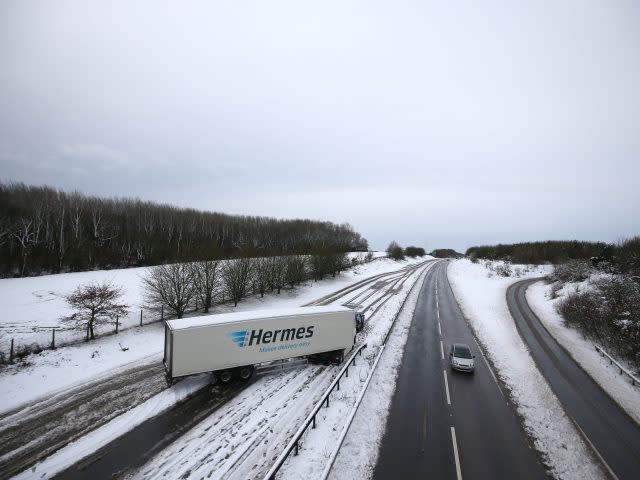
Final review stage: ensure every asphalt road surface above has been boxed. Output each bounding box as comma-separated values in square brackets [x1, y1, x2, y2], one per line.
[508, 279, 640, 480]
[376, 261, 546, 480]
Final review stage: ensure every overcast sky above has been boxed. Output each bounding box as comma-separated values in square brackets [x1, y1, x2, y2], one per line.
[1, 1, 639, 252]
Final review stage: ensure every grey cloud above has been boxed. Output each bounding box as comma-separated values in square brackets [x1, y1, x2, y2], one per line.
[1, 0, 639, 252]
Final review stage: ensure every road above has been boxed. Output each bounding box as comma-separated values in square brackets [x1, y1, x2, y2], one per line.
[46, 261, 430, 479]
[375, 261, 547, 479]
[508, 279, 640, 480]
[0, 361, 166, 480]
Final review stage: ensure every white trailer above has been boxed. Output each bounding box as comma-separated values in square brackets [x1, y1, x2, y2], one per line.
[163, 306, 356, 383]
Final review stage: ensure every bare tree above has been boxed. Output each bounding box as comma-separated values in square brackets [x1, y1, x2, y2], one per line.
[13, 218, 37, 276]
[310, 254, 329, 281]
[253, 257, 271, 297]
[328, 252, 349, 277]
[223, 258, 254, 307]
[142, 263, 196, 318]
[61, 281, 129, 340]
[285, 255, 307, 289]
[269, 256, 286, 294]
[191, 259, 220, 313]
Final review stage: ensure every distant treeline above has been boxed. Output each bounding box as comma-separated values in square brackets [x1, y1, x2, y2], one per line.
[466, 240, 611, 265]
[0, 183, 368, 277]
[466, 238, 640, 274]
[430, 249, 464, 259]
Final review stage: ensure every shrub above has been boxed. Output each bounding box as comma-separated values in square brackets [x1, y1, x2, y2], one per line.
[386, 241, 405, 261]
[404, 246, 426, 257]
[549, 260, 592, 283]
[494, 262, 512, 277]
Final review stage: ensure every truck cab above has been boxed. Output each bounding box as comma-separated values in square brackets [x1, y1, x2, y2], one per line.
[355, 311, 365, 332]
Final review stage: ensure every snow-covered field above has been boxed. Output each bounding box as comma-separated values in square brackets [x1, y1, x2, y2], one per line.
[527, 281, 640, 425]
[1, 253, 417, 413]
[0, 252, 385, 354]
[447, 259, 605, 480]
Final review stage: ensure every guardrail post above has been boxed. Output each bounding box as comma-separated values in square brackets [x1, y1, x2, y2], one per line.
[10, 338, 14, 363]
[312, 414, 316, 429]
[325, 396, 329, 408]
[337, 379, 340, 391]
[295, 440, 299, 456]
[51, 328, 56, 349]
[140, 309, 143, 327]
[115, 316, 119, 334]
[345, 365, 349, 377]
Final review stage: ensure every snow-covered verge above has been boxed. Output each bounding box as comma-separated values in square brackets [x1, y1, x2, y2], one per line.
[527, 281, 640, 425]
[0, 254, 427, 415]
[448, 259, 605, 480]
[326, 264, 428, 479]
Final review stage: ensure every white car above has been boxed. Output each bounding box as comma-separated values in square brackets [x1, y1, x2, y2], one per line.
[449, 343, 475, 372]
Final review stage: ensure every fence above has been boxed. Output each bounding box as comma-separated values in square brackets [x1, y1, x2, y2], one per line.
[595, 344, 640, 387]
[0, 298, 211, 364]
[263, 343, 367, 480]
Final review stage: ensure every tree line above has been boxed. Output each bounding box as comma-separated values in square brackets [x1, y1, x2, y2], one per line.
[0, 182, 368, 277]
[466, 240, 612, 265]
[385, 241, 426, 261]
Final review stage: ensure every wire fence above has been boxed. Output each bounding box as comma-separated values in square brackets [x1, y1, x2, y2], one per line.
[0, 299, 209, 364]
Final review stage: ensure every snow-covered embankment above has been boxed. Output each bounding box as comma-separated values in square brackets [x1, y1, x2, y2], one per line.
[447, 259, 604, 480]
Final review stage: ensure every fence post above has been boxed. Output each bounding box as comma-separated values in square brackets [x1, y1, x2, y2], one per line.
[10, 338, 14, 363]
[51, 328, 56, 349]
[161, 305, 164, 321]
[140, 309, 143, 327]
[115, 316, 119, 334]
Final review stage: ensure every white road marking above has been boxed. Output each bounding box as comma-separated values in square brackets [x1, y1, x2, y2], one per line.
[438, 322, 442, 336]
[451, 426, 463, 480]
[440, 341, 444, 360]
[443, 370, 451, 405]
[421, 407, 427, 452]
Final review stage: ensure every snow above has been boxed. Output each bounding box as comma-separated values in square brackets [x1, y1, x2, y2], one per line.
[0, 254, 427, 414]
[166, 305, 352, 330]
[447, 259, 605, 480]
[0, 252, 385, 353]
[527, 281, 640, 425]
[11, 373, 212, 480]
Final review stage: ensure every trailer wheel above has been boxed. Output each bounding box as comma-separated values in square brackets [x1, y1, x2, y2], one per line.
[238, 366, 254, 381]
[219, 370, 233, 384]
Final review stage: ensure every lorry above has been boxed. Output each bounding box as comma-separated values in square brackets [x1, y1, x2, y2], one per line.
[163, 305, 357, 384]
